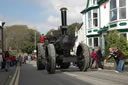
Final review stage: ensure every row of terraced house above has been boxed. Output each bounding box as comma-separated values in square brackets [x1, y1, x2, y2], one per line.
[75, 0, 128, 53]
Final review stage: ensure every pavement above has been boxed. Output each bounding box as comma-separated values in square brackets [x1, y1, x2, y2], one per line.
[104, 63, 128, 71]
[0, 66, 16, 85]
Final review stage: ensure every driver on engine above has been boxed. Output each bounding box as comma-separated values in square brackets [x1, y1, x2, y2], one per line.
[40, 34, 45, 43]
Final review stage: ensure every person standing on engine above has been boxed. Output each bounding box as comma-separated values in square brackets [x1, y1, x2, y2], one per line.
[40, 34, 45, 43]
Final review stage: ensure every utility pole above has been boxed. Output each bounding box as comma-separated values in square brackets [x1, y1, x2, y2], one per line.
[34, 31, 37, 53]
[0, 21, 5, 58]
[6, 38, 7, 51]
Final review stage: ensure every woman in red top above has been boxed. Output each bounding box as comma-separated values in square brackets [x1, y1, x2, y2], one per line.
[90, 49, 97, 68]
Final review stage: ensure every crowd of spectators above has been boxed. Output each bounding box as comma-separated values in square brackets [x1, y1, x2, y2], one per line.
[0, 51, 36, 72]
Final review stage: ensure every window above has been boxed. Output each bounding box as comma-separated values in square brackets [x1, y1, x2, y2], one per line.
[110, 0, 126, 21]
[94, 37, 98, 47]
[93, 9, 98, 27]
[119, 0, 126, 19]
[88, 38, 92, 47]
[110, 0, 117, 21]
[88, 11, 92, 28]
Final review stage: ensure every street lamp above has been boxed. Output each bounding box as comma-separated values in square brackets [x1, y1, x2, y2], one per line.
[0, 21, 5, 58]
[0, 21, 5, 27]
[32, 31, 37, 58]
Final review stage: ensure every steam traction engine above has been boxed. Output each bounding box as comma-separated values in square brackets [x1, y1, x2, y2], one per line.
[36, 8, 91, 74]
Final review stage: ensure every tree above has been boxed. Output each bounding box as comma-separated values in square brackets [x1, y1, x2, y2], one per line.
[68, 23, 81, 37]
[45, 22, 81, 37]
[105, 30, 128, 56]
[45, 29, 56, 36]
[4, 25, 41, 54]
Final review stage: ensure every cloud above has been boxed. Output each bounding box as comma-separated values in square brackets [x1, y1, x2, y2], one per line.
[0, 0, 87, 34]
[32, 0, 87, 24]
[0, 14, 58, 34]
[47, 16, 59, 24]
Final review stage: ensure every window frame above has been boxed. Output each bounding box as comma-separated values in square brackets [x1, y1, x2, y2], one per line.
[110, 0, 127, 22]
[110, 0, 117, 22]
[93, 9, 98, 27]
[93, 37, 99, 47]
[87, 9, 98, 29]
[119, 0, 126, 19]
[88, 38, 92, 47]
[88, 11, 92, 29]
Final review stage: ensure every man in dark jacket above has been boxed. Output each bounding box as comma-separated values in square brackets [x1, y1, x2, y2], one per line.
[114, 49, 126, 72]
[96, 47, 103, 70]
[104, 48, 126, 73]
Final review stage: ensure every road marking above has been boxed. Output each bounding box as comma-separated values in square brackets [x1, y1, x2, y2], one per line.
[14, 66, 20, 85]
[9, 66, 18, 85]
[9, 65, 20, 85]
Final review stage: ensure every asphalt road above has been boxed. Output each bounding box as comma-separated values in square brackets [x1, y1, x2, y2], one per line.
[0, 66, 16, 85]
[19, 61, 128, 85]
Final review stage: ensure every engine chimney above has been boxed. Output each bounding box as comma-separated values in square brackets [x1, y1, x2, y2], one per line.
[60, 8, 67, 26]
[60, 8, 68, 35]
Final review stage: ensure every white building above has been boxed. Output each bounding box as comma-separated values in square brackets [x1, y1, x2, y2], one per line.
[77, 0, 128, 51]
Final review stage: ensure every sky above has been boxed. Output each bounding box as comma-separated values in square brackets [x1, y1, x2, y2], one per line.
[0, 0, 87, 34]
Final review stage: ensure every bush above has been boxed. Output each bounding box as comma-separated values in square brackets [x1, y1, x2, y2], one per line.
[105, 30, 128, 57]
[125, 58, 128, 64]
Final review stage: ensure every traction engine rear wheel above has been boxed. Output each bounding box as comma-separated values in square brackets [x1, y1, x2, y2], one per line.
[77, 43, 91, 71]
[36, 43, 45, 70]
[46, 44, 56, 74]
